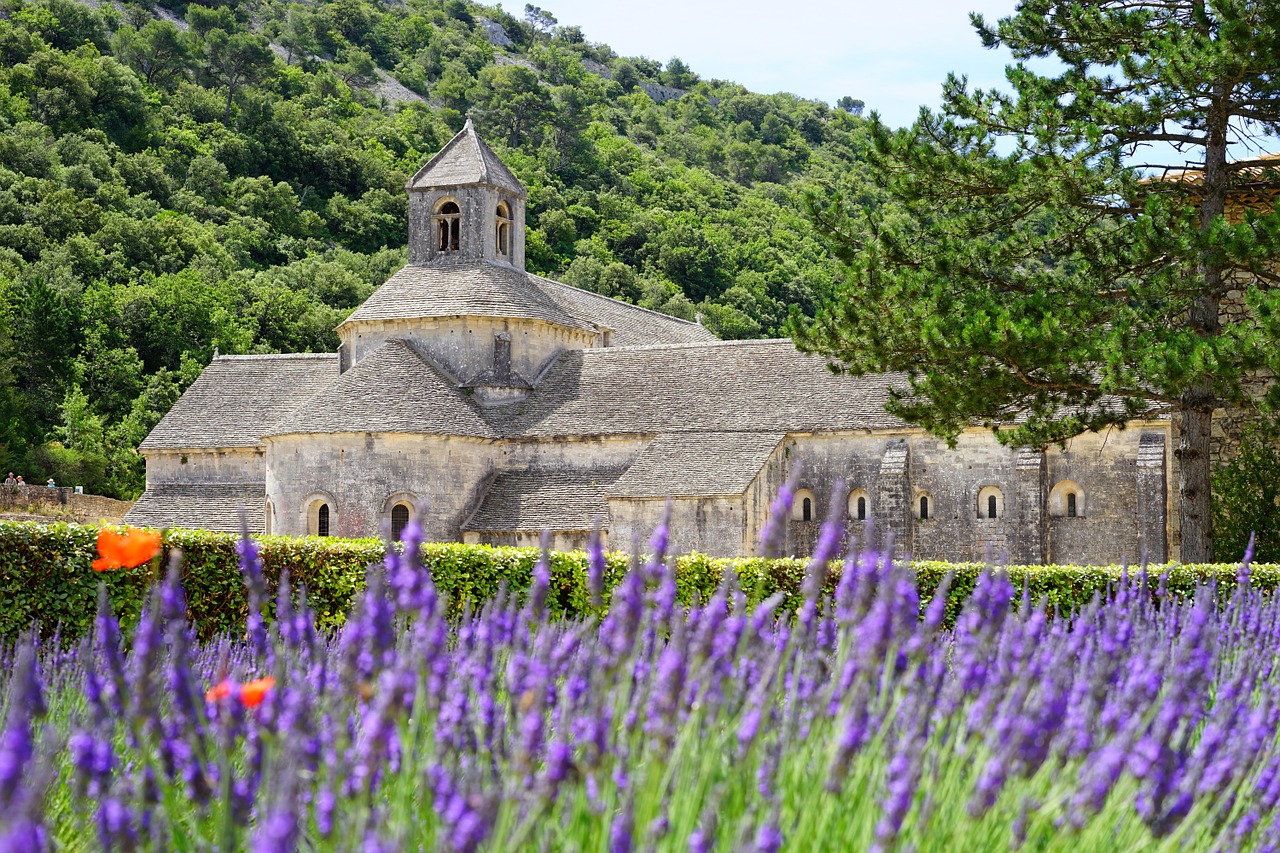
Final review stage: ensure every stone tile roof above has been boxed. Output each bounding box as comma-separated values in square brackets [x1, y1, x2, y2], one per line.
[607, 433, 783, 498]
[124, 483, 264, 533]
[339, 261, 598, 332]
[139, 354, 338, 450]
[464, 468, 626, 532]
[530, 274, 717, 347]
[495, 340, 909, 437]
[407, 119, 526, 196]
[268, 339, 498, 438]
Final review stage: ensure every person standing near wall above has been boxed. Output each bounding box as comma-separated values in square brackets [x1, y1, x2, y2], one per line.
[3, 473, 14, 486]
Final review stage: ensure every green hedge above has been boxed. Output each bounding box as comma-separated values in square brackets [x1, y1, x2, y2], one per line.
[0, 520, 1275, 640]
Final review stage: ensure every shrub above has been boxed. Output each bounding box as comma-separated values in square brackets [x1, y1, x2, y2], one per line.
[0, 520, 1274, 640]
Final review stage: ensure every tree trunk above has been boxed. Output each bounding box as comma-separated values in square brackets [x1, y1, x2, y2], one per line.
[1178, 391, 1215, 563]
[1179, 85, 1230, 563]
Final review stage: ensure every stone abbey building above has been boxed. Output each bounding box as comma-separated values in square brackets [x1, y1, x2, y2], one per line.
[127, 122, 1173, 563]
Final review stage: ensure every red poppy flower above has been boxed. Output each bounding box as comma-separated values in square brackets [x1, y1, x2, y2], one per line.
[206, 676, 275, 708]
[92, 527, 162, 571]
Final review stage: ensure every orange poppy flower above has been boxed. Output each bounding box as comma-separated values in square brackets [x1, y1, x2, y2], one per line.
[92, 527, 162, 571]
[206, 676, 275, 708]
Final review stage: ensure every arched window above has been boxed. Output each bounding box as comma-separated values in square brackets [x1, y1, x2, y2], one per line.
[265, 499, 274, 535]
[791, 489, 817, 522]
[495, 201, 511, 257]
[391, 503, 411, 540]
[977, 486, 1004, 519]
[1049, 480, 1085, 518]
[847, 489, 871, 522]
[317, 504, 330, 537]
[435, 200, 460, 252]
[919, 495, 930, 520]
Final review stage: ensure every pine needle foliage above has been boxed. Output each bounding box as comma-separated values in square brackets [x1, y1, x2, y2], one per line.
[794, 0, 1280, 561]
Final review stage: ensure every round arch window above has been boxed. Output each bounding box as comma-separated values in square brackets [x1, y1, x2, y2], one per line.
[391, 503, 411, 540]
[435, 200, 461, 252]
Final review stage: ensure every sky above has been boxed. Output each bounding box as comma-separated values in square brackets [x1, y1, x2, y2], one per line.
[497, 0, 1023, 129]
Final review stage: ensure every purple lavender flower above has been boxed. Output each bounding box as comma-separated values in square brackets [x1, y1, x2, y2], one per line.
[609, 798, 635, 853]
[237, 513, 269, 661]
[757, 464, 802, 558]
[587, 521, 608, 609]
[428, 765, 492, 853]
[753, 820, 784, 853]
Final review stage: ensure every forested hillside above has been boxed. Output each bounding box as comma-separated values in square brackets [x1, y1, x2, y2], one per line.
[0, 0, 875, 498]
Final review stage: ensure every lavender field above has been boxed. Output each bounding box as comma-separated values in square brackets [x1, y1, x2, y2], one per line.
[2, 507, 1279, 852]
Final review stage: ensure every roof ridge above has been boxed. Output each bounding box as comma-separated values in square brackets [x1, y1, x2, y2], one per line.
[527, 271, 706, 328]
[581, 338, 797, 355]
[213, 353, 337, 361]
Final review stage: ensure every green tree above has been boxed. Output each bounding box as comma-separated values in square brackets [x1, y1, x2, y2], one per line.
[1213, 414, 1280, 563]
[112, 20, 191, 89]
[202, 29, 274, 123]
[472, 64, 549, 148]
[794, 0, 1280, 561]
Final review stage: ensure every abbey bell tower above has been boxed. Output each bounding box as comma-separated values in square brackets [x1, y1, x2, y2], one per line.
[405, 118, 528, 268]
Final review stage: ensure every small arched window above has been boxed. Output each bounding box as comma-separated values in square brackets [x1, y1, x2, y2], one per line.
[495, 201, 511, 257]
[436, 200, 460, 252]
[919, 495, 930, 520]
[1049, 480, 1085, 518]
[391, 503, 411, 540]
[317, 504, 330, 537]
[847, 489, 870, 522]
[791, 489, 817, 522]
[977, 486, 1004, 520]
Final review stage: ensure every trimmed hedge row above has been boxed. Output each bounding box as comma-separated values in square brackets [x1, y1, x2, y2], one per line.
[1, 520, 1274, 640]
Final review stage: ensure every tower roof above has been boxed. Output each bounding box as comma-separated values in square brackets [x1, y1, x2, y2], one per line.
[406, 118, 526, 197]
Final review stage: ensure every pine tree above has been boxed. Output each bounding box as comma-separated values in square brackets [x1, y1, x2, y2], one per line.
[794, 0, 1280, 561]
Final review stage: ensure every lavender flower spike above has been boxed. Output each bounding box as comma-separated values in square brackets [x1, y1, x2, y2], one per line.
[757, 462, 803, 559]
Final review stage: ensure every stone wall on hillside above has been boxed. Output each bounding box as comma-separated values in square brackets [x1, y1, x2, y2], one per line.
[0, 485, 133, 524]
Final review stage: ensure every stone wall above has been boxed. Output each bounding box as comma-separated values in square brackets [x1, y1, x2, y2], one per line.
[607, 495, 748, 558]
[145, 449, 265, 486]
[774, 426, 1171, 565]
[0, 485, 133, 523]
[264, 432, 501, 539]
[339, 316, 599, 384]
[407, 184, 525, 267]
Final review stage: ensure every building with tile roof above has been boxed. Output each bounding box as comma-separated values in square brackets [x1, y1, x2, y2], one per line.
[127, 123, 1173, 562]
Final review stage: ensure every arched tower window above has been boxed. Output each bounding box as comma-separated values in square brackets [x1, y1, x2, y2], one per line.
[317, 504, 330, 537]
[435, 200, 460, 252]
[495, 201, 511, 257]
[391, 503, 411, 540]
[919, 495, 930, 520]
[1067, 493, 1077, 518]
[977, 486, 1004, 520]
[802, 497, 813, 521]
